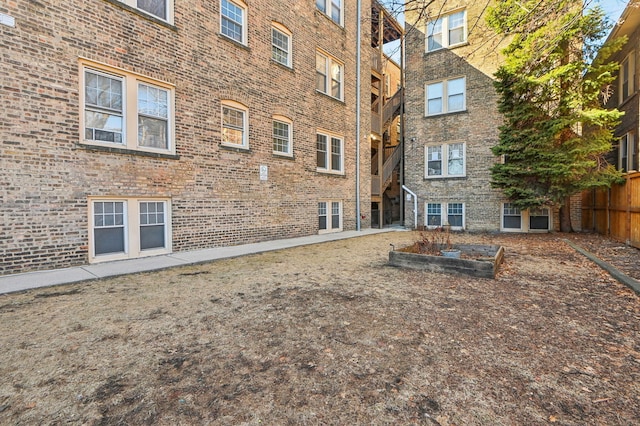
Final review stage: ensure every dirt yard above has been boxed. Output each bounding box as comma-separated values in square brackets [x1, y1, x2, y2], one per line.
[0, 231, 639, 425]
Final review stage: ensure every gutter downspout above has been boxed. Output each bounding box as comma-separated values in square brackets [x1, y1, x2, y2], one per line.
[402, 185, 418, 229]
[355, 0, 362, 231]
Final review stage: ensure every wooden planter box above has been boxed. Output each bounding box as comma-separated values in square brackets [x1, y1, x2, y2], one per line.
[388, 244, 505, 279]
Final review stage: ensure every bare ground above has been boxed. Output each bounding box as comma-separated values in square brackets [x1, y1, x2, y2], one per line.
[0, 231, 639, 425]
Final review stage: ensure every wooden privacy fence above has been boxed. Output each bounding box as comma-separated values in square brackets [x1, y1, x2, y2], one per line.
[582, 171, 640, 248]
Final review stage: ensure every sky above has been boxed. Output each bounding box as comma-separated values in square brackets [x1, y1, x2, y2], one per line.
[594, 0, 629, 24]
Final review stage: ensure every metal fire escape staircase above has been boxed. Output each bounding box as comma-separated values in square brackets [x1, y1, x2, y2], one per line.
[372, 87, 403, 197]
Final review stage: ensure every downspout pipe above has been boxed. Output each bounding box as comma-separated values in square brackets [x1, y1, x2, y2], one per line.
[402, 185, 418, 229]
[355, 0, 362, 231]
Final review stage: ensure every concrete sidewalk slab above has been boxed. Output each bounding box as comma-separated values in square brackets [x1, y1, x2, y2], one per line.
[0, 228, 405, 294]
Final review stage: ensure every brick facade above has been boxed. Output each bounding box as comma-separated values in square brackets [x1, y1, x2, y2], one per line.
[404, 0, 568, 233]
[0, 0, 372, 274]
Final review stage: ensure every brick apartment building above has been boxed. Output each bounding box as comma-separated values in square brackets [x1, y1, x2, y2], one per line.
[0, 0, 375, 275]
[403, 0, 566, 233]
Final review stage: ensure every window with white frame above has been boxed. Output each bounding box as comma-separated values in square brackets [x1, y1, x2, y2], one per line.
[316, 51, 343, 100]
[502, 203, 522, 230]
[273, 116, 293, 156]
[221, 0, 247, 44]
[317, 131, 343, 173]
[618, 132, 638, 173]
[90, 198, 170, 262]
[425, 202, 464, 230]
[427, 9, 466, 52]
[316, 0, 342, 25]
[272, 24, 292, 67]
[221, 101, 248, 149]
[426, 77, 465, 115]
[318, 200, 342, 233]
[425, 142, 465, 178]
[81, 61, 174, 154]
[619, 52, 635, 104]
[529, 207, 550, 231]
[117, 0, 173, 22]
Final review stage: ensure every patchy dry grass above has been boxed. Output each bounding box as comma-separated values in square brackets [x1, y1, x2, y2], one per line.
[0, 231, 639, 425]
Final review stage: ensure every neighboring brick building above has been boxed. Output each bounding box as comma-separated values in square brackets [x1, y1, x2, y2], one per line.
[404, 0, 562, 233]
[0, 0, 372, 274]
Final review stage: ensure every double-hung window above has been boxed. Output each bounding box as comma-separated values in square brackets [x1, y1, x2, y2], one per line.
[425, 202, 465, 230]
[317, 131, 343, 173]
[318, 200, 342, 233]
[273, 116, 293, 156]
[316, 51, 343, 101]
[426, 77, 465, 115]
[426, 10, 466, 52]
[272, 24, 292, 67]
[618, 132, 637, 172]
[425, 142, 465, 178]
[221, 0, 247, 44]
[221, 101, 249, 149]
[117, 0, 173, 23]
[619, 52, 635, 104]
[90, 198, 171, 262]
[316, 0, 342, 25]
[81, 61, 174, 154]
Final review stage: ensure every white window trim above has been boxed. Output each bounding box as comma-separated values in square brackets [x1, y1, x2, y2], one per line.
[316, 130, 344, 174]
[318, 200, 343, 234]
[116, 0, 174, 23]
[500, 203, 552, 233]
[316, 0, 343, 26]
[426, 9, 467, 52]
[89, 197, 172, 263]
[271, 23, 292, 68]
[79, 59, 175, 155]
[424, 202, 465, 230]
[316, 50, 344, 101]
[424, 142, 466, 178]
[425, 77, 466, 116]
[221, 100, 249, 150]
[273, 115, 293, 157]
[220, 0, 248, 45]
[619, 51, 635, 105]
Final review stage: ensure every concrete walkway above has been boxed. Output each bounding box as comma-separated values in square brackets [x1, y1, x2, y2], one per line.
[0, 228, 405, 294]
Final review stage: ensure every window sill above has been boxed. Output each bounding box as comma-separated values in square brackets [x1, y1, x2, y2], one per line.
[78, 143, 179, 160]
[425, 109, 467, 118]
[424, 175, 467, 180]
[273, 152, 294, 159]
[270, 59, 294, 72]
[102, 0, 177, 29]
[221, 143, 250, 153]
[425, 41, 469, 55]
[317, 169, 345, 177]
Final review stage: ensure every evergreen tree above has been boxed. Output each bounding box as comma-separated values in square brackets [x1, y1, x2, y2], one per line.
[486, 0, 625, 231]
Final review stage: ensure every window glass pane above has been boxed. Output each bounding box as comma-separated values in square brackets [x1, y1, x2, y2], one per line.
[427, 203, 441, 226]
[222, 106, 245, 146]
[137, 0, 167, 20]
[272, 29, 289, 65]
[95, 227, 125, 255]
[85, 71, 124, 143]
[427, 146, 442, 176]
[447, 78, 465, 111]
[317, 134, 327, 168]
[140, 225, 165, 250]
[503, 204, 521, 229]
[138, 116, 168, 148]
[331, 62, 342, 98]
[316, 0, 326, 13]
[427, 19, 442, 51]
[273, 120, 290, 153]
[331, 137, 341, 171]
[448, 11, 465, 44]
[427, 83, 443, 114]
[221, 0, 243, 42]
[448, 143, 464, 175]
[94, 201, 126, 255]
[448, 203, 463, 227]
[331, 0, 341, 23]
[316, 54, 327, 93]
[318, 202, 327, 230]
[331, 202, 340, 229]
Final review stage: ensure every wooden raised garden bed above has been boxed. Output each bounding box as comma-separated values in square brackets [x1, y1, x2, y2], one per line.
[389, 244, 505, 279]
